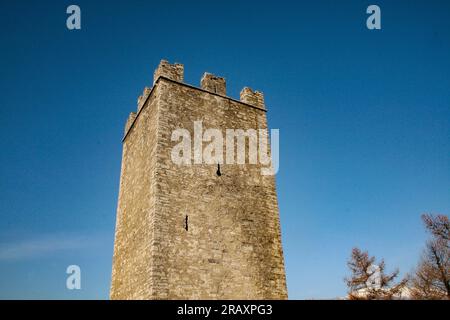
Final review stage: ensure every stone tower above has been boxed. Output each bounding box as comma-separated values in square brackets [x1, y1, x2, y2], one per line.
[110, 60, 287, 299]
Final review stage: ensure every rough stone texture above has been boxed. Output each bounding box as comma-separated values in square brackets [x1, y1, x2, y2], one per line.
[111, 60, 287, 300]
[137, 87, 151, 113]
[240, 87, 265, 110]
[153, 60, 184, 85]
[201, 72, 226, 96]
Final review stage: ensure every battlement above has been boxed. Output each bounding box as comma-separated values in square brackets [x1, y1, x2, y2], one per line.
[240, 87, 265, 109]
[137, 87, 151, 112]
[201, 72, 226, 95]
[124, 112, 136, 135]
[153, 60, 184, 84]
[134, 60, 266, 119]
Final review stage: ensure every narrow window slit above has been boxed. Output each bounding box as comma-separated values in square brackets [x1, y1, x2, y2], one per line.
[216, 163, 222, 176]
[185, 215, 188, 231]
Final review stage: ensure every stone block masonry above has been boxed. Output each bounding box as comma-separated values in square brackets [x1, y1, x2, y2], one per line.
[110, 60, 288, 299]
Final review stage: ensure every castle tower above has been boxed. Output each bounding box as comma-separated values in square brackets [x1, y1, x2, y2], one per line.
[110, 60, 287, 299]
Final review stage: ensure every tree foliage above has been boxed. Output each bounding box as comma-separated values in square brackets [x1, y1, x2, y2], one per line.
[409, 214, 449, 300]
[345, 247, 407, 300]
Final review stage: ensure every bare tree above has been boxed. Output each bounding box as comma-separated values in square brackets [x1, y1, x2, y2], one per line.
[345, 247, 407, 300]
[422, 214, 449, 242]
[409, 214, 449, 299]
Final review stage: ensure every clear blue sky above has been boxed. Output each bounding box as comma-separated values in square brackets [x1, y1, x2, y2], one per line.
[0, 0, 449, 299]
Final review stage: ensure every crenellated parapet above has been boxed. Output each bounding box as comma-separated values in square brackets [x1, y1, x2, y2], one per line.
[137, 87, 151, 112]
[240, 87, 265, 109]
[200, 72, 226, 96]
[126, 60, 268, 139]
[153, 59, 184, 84]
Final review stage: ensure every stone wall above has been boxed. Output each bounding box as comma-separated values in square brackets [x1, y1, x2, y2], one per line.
[110, 84, 161, 299]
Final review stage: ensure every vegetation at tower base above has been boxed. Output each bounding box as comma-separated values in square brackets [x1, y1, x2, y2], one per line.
[345, 213, 449, 300]
[110, 60, 287, 299]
